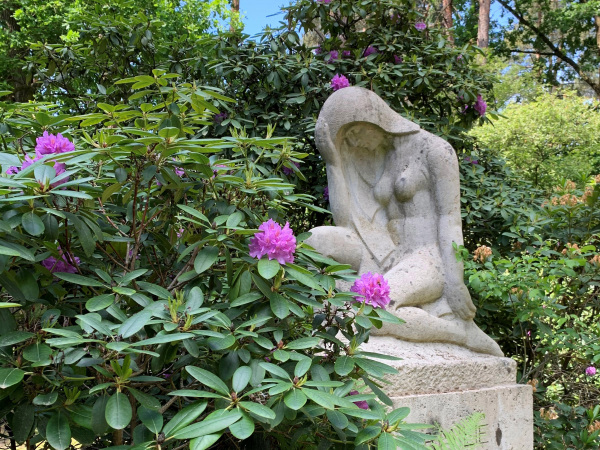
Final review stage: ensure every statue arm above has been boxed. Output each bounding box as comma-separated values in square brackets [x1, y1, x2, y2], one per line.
[428, 138, 476, 320]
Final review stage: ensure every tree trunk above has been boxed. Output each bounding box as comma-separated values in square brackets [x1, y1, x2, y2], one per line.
[477, 0, 491, 48]
[442, 0, 454, 44]
[595, 15, 600, 82]
[230, 0, 240, 32]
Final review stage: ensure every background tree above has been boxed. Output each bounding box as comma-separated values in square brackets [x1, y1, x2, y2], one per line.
[469, 89, 600, 189]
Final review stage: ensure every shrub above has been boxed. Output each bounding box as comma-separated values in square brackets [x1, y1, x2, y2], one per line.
[0, 77, 428, 449]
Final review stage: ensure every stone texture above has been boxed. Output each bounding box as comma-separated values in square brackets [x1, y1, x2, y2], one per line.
[359, 338, 516, 396]
[396, 384, 533, 450]
[306, 86, 502, 356]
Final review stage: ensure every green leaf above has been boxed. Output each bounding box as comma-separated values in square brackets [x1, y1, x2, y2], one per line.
[284, 389, 307, 410]
[10, 404, 34, 443]
[355, 425, 382, 446]
[194, 246, 219, 274]
[0, 331, 33, 347]
[186, 366, 230, 396]
[54, 272, 105, 287]
[92, 396, 110, 435]
[338, 408, 383, 420]
[138, 406, 163, 434]
[0, 302, 20, 308]
[294, 358, 311, 377]
[270, 293, 290, 319]
[23, 342, 52, 363]
[119, 310, 153, 338]
[21, 212, 45, 236]
[86, 294, 115, 312]
[326, 409, 349, 429]
[0, 368, 24, 388]
[239, 401, 276, 420]
[172, 410, 242, 439]
[259, 362, 291, 380]
[285, 265, 324, 292]
[230, 292, 263, 308]
[285, 337, 320, 350]
[130, 332, 194, 346]
[303, 388, 336, 409]
[378, 432, 396, 450]
[33, 391, 58, 406]
[334, 356, 355, 376]
[163, 402, 208, 437]
[258, 258, 280, 279]
[229, 411, 254, 440]
[190, 434, 222, 450]
[128, 387, 161, 411]
[178, 205, 210, 224]
[105, 392, 133, 430]
[46, 412, 71, 450]
[232, 366, 252, 393]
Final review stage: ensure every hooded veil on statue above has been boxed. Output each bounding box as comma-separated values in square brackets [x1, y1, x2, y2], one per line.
[307, 87, 503, 357]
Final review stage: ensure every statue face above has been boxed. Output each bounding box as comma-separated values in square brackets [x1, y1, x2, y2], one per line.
[342, 123, 391, 187]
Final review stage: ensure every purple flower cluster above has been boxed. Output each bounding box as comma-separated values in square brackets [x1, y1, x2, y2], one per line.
[323, 186, 329, 202]
[283, 161, 300, 176]
[342, 50, 352, 59]
[214, 112, 228, 124]
[331, 74, 350, 91]
[473, 95, 487, 116]
[586, 366, 597, 376]
[393, 55, 403, 64]
[36, 131, 75, 155]
[349, 391, 369, 410]
[350, 272, 391, 308]
[464, 156, 478, 165]
[414, 22, 427, 31]
[6, 132, 75, 188]
[249, 219, 296, 264]
[327, 50, 339, 62]
[363, 46, 378, 57]
[42, 248, 80, 274]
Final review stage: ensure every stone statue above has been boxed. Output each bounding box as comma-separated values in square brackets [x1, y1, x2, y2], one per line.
[307, 87, 502, 357]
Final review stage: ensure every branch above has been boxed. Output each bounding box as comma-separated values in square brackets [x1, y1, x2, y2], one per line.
[506, 48, 556, 56]
[496, 0, 600, 95]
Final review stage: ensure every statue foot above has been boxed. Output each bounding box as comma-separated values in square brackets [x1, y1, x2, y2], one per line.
[464, 321, 504, 357]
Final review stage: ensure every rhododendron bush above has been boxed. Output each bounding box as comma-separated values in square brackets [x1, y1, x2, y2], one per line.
[0, 75, 431, 449]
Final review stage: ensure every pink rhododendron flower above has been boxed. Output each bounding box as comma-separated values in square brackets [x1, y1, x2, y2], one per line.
[349, 391, 369, 410]
[42, 248, 80, 274]
[363, 46, 378, 57]
[586, 366, 597, 376]
[394, 55, 403, 64]
[415, 22, 427, 31]
[6, 166, 19, 175]
[35, 131, 75, 156]
[327, 50, 339, 62]
[342, 50, 352, 59]
[214, 112, 228, 124]
[473, 95, 487, 116]
[283, 161, 300, 176]
[331, 74, 350, 91]
[249, 219, 296, 264]
[314, 46, 322, 55]
[176, 228, 185, 238]
[351, 272, 391, 308]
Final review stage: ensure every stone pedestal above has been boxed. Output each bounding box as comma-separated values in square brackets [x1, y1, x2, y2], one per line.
[360, 337, 533, 450]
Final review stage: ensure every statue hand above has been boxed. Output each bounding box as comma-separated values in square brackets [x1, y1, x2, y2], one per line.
[446, 283, 476, 320]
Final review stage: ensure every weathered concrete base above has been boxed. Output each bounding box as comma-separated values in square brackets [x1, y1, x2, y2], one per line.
[395, 384, 533, 450]
[359, 337, 533, 449]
